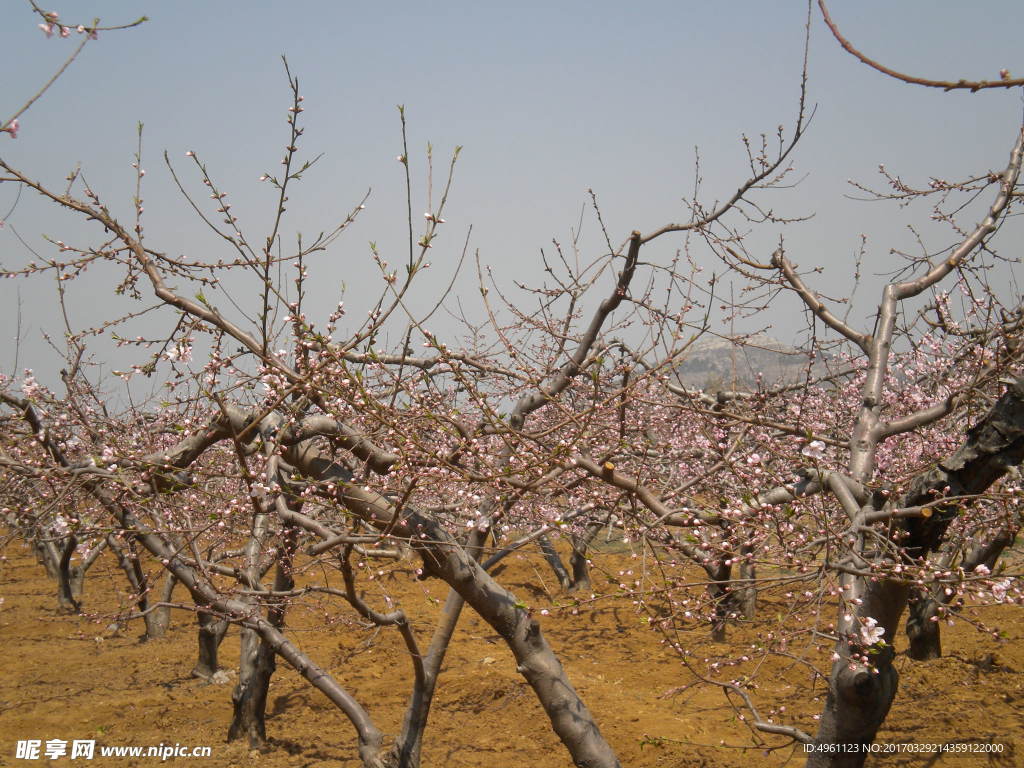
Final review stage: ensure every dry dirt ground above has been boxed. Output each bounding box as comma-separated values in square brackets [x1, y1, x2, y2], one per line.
[0, 541, 1022, 767]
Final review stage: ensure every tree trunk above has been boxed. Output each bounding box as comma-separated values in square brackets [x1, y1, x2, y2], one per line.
[56, 534, 81, 613]
[737, 549, 757, 620]
[389, 589, 465, 768]
[230, 414, 621, 767]
[906, 525, 1015, 661]
[192, 608, 230, 680]
[707, 561, 733, 642]
[393, 507, 621, 768]
[568, 522, 602, 592]
[537, 520, 603, 593]
[905, 592, 942, 660]
[809, 654, 899, 768]
[811, 378, 1024, 762]
[809, 580, 906, 768]
[142, 571, 176, 639]
[108, 533, 170, 638]
[129, 540, 170, 639]
[35, 539, 59, 579]
[69, 565, 85, 601]
[229, 527, 295, 750]
[537, 533, 572, 590]
[66, 537, 106, 612]
[228, 624, 275, 749]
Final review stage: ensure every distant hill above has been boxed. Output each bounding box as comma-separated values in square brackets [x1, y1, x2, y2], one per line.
[673, 332, 825, 391]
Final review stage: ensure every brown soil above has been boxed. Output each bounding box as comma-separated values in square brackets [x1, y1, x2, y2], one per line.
[0, 542, 1021, 767]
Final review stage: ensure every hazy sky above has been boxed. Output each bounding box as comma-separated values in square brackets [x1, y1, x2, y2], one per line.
[3, 1, 1023, 388]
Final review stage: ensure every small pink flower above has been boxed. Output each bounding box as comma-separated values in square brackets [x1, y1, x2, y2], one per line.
[992, 579, 1012, 603]
[3, 119, 19, 139]
[801, 440, 826, 460]
[59, 26, 70, 38]
[39, 22, 53, 37]
[859, 616, 885, 646]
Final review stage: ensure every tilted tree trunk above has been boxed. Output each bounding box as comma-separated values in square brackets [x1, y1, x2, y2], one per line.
[56, 534, 81, 613]
[309, 471, 622, 768]
[536, 519, 603, 593]
[387, 589, 465, 768]
[387, 526, 497, 768]
[568, 521, 602, 592]
[284, 421, 624, 766]
[537, 533, 572, 590]
[108, 534, 173, 639]
[406, 519, 621, 767]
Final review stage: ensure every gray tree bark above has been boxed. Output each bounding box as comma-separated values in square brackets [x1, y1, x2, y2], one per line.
[192, 609, 229, 680]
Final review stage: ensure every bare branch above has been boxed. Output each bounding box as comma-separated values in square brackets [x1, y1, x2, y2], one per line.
[818, 0, 1024, 92]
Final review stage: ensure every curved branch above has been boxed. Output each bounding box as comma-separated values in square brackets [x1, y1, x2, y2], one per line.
[771, 249, 871, 352]
[509, 231, 641, 430]
[280, 416, 399, 475]
[893, 125, 1024, 300]
[818, 0, 1024, 92]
